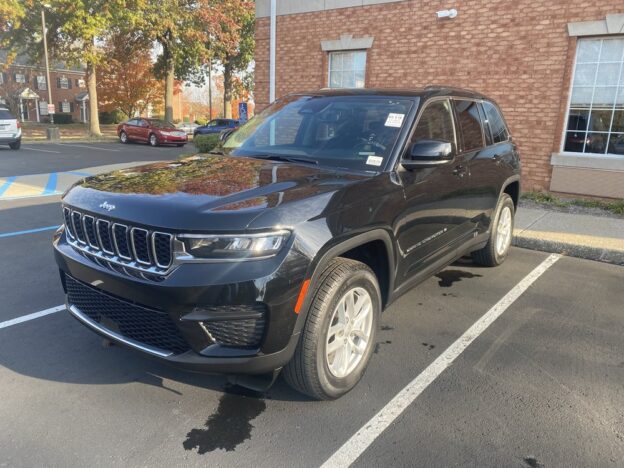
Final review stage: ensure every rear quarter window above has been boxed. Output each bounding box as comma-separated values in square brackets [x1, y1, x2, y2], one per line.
[482, 101, 510, 144]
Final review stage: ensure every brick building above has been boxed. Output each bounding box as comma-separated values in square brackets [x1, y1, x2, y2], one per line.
[0, 52, 88, 123]
[255, 1, 624, 199]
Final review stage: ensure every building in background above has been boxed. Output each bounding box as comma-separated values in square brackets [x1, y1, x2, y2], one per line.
[255, 1, 624, 199]
[0, 51, 88, 123]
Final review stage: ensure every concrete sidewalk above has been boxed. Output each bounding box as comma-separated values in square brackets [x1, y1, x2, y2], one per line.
[514, 206, 624, 265]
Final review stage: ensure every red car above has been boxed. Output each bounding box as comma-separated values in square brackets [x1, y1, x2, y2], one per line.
[117, 118, 188, 147]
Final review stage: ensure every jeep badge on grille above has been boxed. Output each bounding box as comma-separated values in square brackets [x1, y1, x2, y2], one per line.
[99, 201, 116, 212]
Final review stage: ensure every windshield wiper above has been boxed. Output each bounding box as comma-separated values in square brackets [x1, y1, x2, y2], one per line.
[251, 154, 318, 165]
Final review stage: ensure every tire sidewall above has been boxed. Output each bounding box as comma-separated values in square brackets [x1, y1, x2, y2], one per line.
[119, 131, 127, 143]
[492, 195, 515, 264]
[314, 268, 380, 398]
[149, 134, 157, 146]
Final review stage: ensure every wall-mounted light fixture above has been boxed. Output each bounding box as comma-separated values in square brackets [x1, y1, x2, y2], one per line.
[436, 9, 458, 19]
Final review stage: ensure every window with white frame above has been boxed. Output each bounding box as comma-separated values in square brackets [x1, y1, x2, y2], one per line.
[328, 51, 366, 89]
[14, 73, 25, 83]
[61, 101, 70, 113]
[36, 76, 47, 90]
[0, 73, 3, 85]
[564, 37, 624, 155]
[59, 76, 69, 89]
[39, 101, 48, 116]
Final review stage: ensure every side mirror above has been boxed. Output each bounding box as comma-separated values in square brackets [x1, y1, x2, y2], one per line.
[219, 128, 237, 142]
[402, 139, 454, 170]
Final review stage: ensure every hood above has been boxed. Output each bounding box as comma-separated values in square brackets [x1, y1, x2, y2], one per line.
[63, 155, 367, 231]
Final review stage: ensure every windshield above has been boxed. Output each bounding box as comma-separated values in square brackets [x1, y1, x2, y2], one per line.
[149, 119, 175, 128]
[223, 95, 416, 171]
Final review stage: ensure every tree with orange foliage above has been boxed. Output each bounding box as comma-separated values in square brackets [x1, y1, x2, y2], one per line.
[97, 31, 164, 119]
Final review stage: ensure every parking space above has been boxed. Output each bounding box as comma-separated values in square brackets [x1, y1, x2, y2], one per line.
[0, 144, 623, 467]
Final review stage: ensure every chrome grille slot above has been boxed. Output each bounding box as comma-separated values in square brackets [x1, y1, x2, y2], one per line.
[71, 211, 86, 244]
[131, 228, 151, 265]
[96, 220, 114, 254]
[112, 224, 131, 260]
[152, 233, 173, 268]
[62, 206, 175, 280]
[83, 215, 99, 248]
[63, 207, 75, 239]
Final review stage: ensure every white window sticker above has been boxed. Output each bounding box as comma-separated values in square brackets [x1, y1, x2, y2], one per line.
[366, 155, 383, 167]
[385, 113, 405, 128]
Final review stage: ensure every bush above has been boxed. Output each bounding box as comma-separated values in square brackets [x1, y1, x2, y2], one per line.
[193, 134, 221, 153]
[99, 109, 127, 124]
[53, 113, 74, 124]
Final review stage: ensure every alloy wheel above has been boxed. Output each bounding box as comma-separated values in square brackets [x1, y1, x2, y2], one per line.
[495, 206, 513, 256]
[325, 287, 373, 378]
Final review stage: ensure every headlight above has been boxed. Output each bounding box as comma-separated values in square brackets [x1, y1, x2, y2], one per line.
[179, 230, 290, 260]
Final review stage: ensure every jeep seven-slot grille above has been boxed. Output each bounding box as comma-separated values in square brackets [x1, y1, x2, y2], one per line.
[63, 207, 173, 276]
[65, 275, 190, 355]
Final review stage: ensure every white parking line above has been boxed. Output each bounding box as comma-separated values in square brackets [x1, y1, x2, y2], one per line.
[0, 305, 65, 330]
[321, 253, 561, 468]
[21, 146, 62, 153]
[55, 143, 120, 152]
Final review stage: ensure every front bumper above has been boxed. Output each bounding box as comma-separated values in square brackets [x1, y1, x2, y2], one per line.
[158, 134, 188, 144]
[54, 230, 309, 375]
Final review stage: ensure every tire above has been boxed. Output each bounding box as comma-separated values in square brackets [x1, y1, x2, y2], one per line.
[283, 258, 380, 400]
[472, 193, 515, 267]
[148, 133, 158, 147]
[119, 131, 128, 144]
[177, 143, 185, 147]
[9, 141, 20, 150]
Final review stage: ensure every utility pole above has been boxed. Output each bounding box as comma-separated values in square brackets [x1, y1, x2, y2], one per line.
[208, 61, 213, 120]
[41, 7, 54, 124]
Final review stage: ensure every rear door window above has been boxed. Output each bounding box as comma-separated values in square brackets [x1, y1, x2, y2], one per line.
[482, 101, 509, 144]
[453, 100, 484, 152]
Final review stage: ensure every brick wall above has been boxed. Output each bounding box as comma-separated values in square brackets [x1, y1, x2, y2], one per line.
[255, 0, 623, 191]
[0, 65, 87, 122]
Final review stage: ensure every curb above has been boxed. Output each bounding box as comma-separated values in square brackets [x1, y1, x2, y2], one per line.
[512, 235, 624, 266]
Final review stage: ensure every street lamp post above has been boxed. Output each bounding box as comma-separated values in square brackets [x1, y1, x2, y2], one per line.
[41, 7, 54, 124]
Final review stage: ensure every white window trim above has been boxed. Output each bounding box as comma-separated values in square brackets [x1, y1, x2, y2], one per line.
[559, 36, 624, 159]
[15, 73, 26, 83]
[327, 50, 367, 89]
[59, 76, 69, 89]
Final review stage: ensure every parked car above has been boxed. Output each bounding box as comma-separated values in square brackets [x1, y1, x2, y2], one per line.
[55, 87, 520, 400]
[177, 122, 199, 135]
[0, 107, 21, 150]
[117, 118, 188, 147]
[193, 118, 239, 137]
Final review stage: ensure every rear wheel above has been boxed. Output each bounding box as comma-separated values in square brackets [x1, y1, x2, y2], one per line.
[283, 258, 380, 400]
[148, 133, 158, 147]
[119, 131, 128, 144]
[472, 193, 515, 266]
[9, 141, 20, 150]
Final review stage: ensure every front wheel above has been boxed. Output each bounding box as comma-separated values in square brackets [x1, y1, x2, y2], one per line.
[119, 131, 128, 144]
[148, 134, 158, 147]
[283, 258, 380, 400]
[9, 141, 20, 150]
[472, 193, 515, 266]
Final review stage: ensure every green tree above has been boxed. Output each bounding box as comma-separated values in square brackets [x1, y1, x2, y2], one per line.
[1, 0, 129, 136]
[206, 0, 254, 118]
[135, 0, 230, 122]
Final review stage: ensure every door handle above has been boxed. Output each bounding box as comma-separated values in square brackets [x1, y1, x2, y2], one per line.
[452, 165, 467, 177]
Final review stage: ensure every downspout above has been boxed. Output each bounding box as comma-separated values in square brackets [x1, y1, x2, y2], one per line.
[269, 0, 276, 103]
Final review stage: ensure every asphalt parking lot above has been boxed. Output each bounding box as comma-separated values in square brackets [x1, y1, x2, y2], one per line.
[1, 143, 623, 467]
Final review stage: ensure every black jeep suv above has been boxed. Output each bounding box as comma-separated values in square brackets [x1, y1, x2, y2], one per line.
[54, 87, 520, 400]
